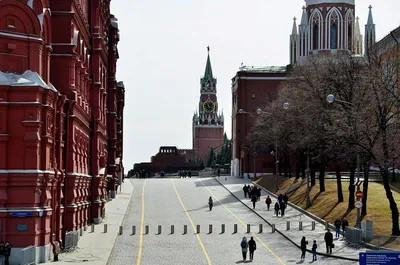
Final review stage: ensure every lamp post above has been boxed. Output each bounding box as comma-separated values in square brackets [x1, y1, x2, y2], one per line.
[283, 102, 311, 207]
[327, 94, 362, 228]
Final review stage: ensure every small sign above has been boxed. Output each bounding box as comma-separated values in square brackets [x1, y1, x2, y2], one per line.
[356, 190, 364, 198]
[38, 211, 43, 217]
[360, 252, 400, 265]
[355, 201, 363, 208]
[11, 212, 33, 217]
[17, 224, 28, 231]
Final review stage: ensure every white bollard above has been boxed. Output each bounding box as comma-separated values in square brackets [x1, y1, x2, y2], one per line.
[171, 225, 174, 234]
[247, 224, 251, 233]
[221, 224, 225, 234]
[286, 221, 290, 230]
[299, 221, 303, 231]
[196, 225, 200, 234]
[104, 224, 108, 233]
[234, 224, 238, 234]
[119, 226, 123, 235]
[312, 221, 315, 231]
[158, 225, 162, 234]
[259, 224, 263, 233]
[145, 225, 149, 235]
[91, 224, 95, 233]
[272, 224, 276, 233]
[209, 224, 212, 234]
[183, 225, 187, 234]
[132, 226, 136, 235]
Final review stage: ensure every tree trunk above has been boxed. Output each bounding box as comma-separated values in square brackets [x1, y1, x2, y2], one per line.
[284, 151, 288, 177]
[310, 163, 316, 186]
[348, 166, 356, 210]
[301, 152, 306, 179]
[336, 163, 344, 202]
[288, 153, 292, 178]
[361, 163, 369, 216]
[319, 156, 326, 192]
[382, 168, 400, 235]
[296, 151, 301, 179]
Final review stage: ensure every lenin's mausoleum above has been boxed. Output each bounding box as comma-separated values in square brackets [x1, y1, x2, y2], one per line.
[0, 0, 125, 263]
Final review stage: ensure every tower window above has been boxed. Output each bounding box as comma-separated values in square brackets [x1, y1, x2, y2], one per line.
[313, 25, 319, 50]
[331, 24, 337, 49]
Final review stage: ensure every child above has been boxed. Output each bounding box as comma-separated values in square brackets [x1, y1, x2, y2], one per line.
[312, 240, 317, 261]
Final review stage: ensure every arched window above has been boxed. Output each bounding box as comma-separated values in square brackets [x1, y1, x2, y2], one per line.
[331, 24, 337, 49]
[313, 25, 319, 50]
[348, 24, 353, 51]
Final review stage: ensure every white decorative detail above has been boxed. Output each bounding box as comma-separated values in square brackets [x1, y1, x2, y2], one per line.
[37, 13, 44, 29]
[0, 71, 57, 91]
[306, 0, 354, 6]
[27, 0, 34, 8]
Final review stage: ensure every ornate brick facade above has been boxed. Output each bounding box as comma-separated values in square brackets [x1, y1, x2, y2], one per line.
[0, 0, 124, 263]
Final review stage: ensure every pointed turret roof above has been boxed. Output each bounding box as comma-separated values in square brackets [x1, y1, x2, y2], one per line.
[300, 6, 308, 25]
[203, 46, 213, 80]
[292, 17, 298, 35]
[355, 17, 361, 37]
[367, 5, 374, 25]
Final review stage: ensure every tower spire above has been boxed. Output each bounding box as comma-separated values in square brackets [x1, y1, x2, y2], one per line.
[365, 5, 376, 54]
[204, 46, 213, 80]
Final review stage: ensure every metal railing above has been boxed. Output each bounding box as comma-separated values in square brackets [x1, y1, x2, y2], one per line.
[21, 245, 36, 265]
[345, 226, 363, 248]
[64, 231, 79, 251]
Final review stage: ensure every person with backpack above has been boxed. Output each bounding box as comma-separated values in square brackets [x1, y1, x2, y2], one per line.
[208, 196, 213, 211]
[248, 236, 257, 261]
[240, 237, 248, 262]
[265, 196, 272, 210]
[251, 194, 257, 209]
[312, 240, 317, 261]
[334, 219, 341, 239]
[274, 201, 280, 217]
[300, 236, 308, 260]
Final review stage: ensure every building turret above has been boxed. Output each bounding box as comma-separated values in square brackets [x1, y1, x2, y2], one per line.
[290, 17, 298, 65]
[354, 17, 363, 55]
[365, 5, 376, 54]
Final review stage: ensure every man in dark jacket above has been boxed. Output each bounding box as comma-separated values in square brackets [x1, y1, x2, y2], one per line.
[4, 241, 11, 265]
[243, 185, 249, 198]
[251, 194, 257, 209]
[334, 219, 341, 238]
[324, 229, 333, 254]
[248, 237, 257, 261]
[0, 241, 4, 260]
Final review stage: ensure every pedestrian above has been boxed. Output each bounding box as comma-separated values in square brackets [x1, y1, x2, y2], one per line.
[217, 168, 221, 177]
[283, 193, 288, 205]
[240, 237, 248, 262]
[4, 241, 11, 265]
[208, 196, 213, 211]
[243, 185, 249, 198]
[312, 240, 317, 261]
[251, 194, 257, 209]
[188, 170, 192, 178]
[334, 219, 341, 239]
[300, 236, 308, 260]
[278, 193, 284, 203]
[184, 170, 187, 178]
[274, 201, 280, 217]
[265, 196, 272, 210]
[341, 218, 349, 238]
[256, 187, 261, 201]
[279, 200, 286, 216]
[248, 236, 256, 261]
[324, 229, 333, 254]
[0, 241, 4, 264]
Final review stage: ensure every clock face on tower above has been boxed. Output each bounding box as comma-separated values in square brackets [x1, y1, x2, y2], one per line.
[203, 100, 216, 113]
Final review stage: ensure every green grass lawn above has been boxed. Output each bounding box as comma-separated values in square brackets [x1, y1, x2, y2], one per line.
[254, 175, 400, 250]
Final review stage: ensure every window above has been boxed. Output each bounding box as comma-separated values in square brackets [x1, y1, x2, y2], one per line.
[313, 25, 319, 50]
[331, 24, 337, 49]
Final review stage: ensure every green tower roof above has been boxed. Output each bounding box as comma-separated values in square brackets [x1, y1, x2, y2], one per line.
[203, 46, 213, 80]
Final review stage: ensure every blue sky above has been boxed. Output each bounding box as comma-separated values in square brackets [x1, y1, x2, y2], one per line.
[110, 0, 400, 169]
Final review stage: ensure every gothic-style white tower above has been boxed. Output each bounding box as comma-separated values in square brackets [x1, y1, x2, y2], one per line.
[289, 1, 375, 64]
[364, 5, 376, 54]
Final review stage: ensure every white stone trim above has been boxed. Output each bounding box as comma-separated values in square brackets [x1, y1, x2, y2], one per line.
[67, 172, 92, 178]
[0, 31, 42, 41]
[238, 77, 287, 80]
[0, 169, 55, 174]
[0, 206, 52, 213]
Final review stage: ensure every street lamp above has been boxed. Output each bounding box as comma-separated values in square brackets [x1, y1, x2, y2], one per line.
[327, 94, 362, 228]
[283, 102, 311, 208]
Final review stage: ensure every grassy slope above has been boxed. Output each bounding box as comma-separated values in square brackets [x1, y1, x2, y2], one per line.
[254, 175, 400, 250]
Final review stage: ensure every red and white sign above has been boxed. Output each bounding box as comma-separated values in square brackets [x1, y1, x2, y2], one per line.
[356, 190, 363, 199]
[355, 201, 363, 208]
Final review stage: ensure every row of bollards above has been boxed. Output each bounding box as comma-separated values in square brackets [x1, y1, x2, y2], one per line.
[89, 221, 320, 235]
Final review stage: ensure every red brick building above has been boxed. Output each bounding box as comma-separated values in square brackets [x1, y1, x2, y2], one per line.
[231, 66, 289, 177]
[0, 0, 124, 263]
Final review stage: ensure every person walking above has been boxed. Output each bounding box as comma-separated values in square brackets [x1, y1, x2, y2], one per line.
[248, 236, 256, 261]
[324, 229, 333, 254]
[283, 193, 289, 206]
[240, 237, 248, 262]
[265, 196, 272, 210]
[243, 185, 249, 198]
[208, 196, 213, 211]
[0, 241, 4, 264]
[251, 193, 257, 209]
[300, 236, 308, 260]
[217, 168, 221, 177]
[274, 201, 280, 217]
[334, 219, 341, 239]
[341, 218, 349, 238]
[279, 200, 286, 216]
[188, 170, 192, 178]
[312, 240, 318, 261]
[4, 241, 11, 265]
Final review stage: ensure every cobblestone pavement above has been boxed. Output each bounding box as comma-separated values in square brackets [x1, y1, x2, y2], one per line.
[107, 177, 358, 265]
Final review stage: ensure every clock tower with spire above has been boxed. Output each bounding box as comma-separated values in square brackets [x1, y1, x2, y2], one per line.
[192, 47, 224, 163]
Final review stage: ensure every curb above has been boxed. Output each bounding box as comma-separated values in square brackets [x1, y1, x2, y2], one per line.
[214, 177, 359, 262]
